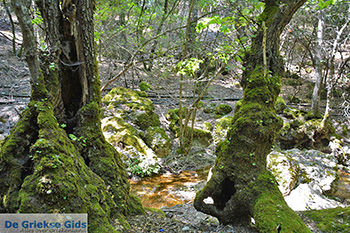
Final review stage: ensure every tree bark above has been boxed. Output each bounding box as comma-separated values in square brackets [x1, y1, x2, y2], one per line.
[0, 0, 143, 232]
[311, 9, 325, 116]
[194, 1, 311, 232]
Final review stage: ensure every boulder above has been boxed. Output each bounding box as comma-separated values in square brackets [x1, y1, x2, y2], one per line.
[101, 87, 169, 176]
[102, 116, 161, 177]
[267, 149, 349, 211]
[277, 108, 336, 151]
[143, 126, 171, 158]
[214, 116, 233, 143]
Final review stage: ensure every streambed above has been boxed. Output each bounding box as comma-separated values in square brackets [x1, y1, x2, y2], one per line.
[130, 168, 210, 209]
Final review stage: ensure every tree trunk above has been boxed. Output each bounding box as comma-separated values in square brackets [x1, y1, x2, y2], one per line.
[0, 0, 143, 232]
[311, 9, 325, 116]
[194, 1, 311, 232]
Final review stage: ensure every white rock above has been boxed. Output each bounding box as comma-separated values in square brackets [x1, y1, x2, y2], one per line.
[267, 149, 348, 211]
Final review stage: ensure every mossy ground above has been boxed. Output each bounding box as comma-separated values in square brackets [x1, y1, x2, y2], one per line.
[303, 207, 350, 233]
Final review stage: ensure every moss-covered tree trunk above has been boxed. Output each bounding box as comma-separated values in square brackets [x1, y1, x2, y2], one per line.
[0, 0, 143, 232]
[194, 1, 311, 232]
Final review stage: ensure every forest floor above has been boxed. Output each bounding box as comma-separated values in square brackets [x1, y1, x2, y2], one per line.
[0, 15, 349, 233]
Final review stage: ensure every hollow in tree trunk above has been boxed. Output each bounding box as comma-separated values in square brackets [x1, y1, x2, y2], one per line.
[0, 1, 143, 232]
[194, 1, 311, 232]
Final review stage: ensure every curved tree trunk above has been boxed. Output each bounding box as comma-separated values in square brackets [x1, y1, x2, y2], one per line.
[0, 0, 143, 232]
[194, 1, 311, 232]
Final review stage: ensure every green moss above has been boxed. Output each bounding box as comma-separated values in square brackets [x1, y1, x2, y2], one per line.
[304, 207, 350, 233]
[214, 116, 233, 142]
[102, 87, 159, 131]
[234, 100, 243, 114]
[253, 172, 311, 233]
[275, 96, 286, 114]
[0, 102, 38, 212]
[305, 110, 323, 120]
[103, 116, 146, 154]
[203, 106, 215, 114]
[243, 67, 280, 107]
[191, 127, 213, 147]
[102, 87, 153, 112]
[139, 81, 151, 91]
[342, 124, 349, 137]
[215, 104, 233, 116]
[144, 207, 166, 218]
[0, 117, 6, 123]
[203, 122, 213, 131]
[143, 126, 171, 158]
[198, 101, 205, 109]
[257, 2, 279, 25]
[135, 111, 160, 130]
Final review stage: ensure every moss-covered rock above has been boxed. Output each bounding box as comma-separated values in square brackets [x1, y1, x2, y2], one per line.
[102, 87, 160, 131]
[203, 122, 213, 131]
[267, 151, 299, 196]
[215, 104, 233, 116]
[135, 111, 160, 131]
[139, 81, 151, 91]
[165, 108, 213, 148]
[203, 103, 216, 114]
[143, 126, 171, 158]
[101, 87, 169, 176]
[214, 116, 233, 143]
[191, 127, 213, 147]
[277, 109, 336, 151]
[102, 116, 161, 177]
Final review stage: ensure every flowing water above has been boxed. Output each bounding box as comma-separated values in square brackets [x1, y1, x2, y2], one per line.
[130, 168, 210, 209]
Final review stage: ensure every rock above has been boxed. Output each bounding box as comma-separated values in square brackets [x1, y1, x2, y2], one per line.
[102, 116, 161, 177]
[215, 104, 233, 116]
[277, 109, 336, 151]
[135, 110, 160, 131]
[203, 122, 213, 131]
[165, 108, 213, 148]
[191, 128, 213, 147]
[102, 87, 160, 131]
[101, 87, 168, 176]
[143, 126, 171, 158]
[267, 151, 299, 196]
[331, 169, 350, 199]
[214, 116, 233, 143]
[267, 149, 348, 211]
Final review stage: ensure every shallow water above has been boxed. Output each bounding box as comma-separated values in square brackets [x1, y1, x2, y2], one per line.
[130, 168, 209, 209]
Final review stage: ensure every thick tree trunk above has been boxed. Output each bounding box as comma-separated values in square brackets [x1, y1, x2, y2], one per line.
[0, 0, 143, 232]
[194, 1, 311, 232]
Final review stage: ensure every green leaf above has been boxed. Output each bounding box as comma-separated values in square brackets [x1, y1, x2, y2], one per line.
[69, 134, 78, 141]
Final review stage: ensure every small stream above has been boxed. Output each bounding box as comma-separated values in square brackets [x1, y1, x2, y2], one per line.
[130, 168, 210, 209]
